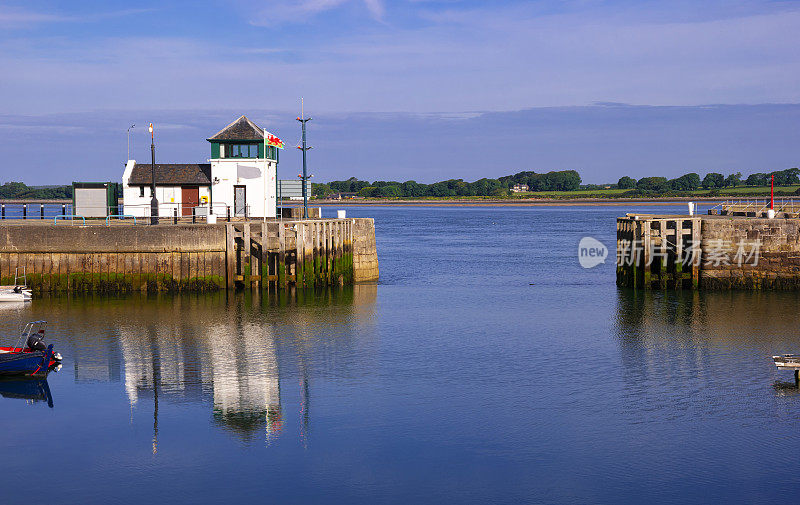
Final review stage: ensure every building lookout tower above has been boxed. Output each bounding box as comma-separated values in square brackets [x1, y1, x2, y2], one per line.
[122, 115, 282, 220]
[207, 115, 279, 219]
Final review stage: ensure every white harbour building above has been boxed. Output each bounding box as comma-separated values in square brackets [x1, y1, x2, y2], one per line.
[123, 115, 283, 219]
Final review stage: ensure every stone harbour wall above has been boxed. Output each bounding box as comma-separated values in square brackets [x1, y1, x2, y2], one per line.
[352, 218, 379, 282]
[0, 218, 378, 293]
[617, 214, 800, 290]
[700, 218, 800, 289]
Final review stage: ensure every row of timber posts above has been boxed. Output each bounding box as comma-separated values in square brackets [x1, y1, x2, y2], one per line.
[616, 216, 701, 290]
[225, 219, 354, 290]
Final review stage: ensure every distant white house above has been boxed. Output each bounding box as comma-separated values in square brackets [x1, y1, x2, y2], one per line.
[123, 115, 283, 219]
[510, 184, 529, 193]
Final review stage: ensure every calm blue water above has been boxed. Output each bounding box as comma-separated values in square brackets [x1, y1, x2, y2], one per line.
[2, 204, 800, 504]
[0, 203, 73, 220]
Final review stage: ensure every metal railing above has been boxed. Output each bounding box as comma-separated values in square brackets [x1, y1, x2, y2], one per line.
[0, 200, 273, 224]
[709, 198, 800, 215]
[2, 202, 72, 220]
[105, 214, 138, 225]
[121, 202, 237, 223]
[14, 266, 26, 288]
[53, 215, 86, 225]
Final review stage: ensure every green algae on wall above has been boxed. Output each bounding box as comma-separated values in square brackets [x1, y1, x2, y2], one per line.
[0, 218, 376, 293]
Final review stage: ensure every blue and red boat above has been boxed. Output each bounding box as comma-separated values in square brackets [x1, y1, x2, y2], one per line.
[0, 321, 62, 377]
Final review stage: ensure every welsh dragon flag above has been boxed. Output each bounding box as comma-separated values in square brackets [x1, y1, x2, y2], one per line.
[264, 131, 285, 149]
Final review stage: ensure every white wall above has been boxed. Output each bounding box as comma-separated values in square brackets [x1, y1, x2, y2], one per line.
[122, 160, 213, 218]
[122, 160, 148, 217]
[210, 158, 277, 218]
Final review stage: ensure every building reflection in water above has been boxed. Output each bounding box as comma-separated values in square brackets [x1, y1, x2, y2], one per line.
[205, 317, 282, 443]
[56, 285, 377, 448]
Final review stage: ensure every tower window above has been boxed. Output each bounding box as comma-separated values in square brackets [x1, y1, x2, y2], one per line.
[224, 144, 259, 158]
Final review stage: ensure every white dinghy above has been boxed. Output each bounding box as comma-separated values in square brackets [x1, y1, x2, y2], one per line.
[0, 268, 32, 303]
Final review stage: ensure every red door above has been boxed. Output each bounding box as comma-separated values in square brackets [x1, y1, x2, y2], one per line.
[181, 186, 200, 216]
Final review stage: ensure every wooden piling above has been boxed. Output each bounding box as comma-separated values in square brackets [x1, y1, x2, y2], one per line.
[260, 222, 269, 289]
[617, 215, 702, 290]
[675, 220, 684, 289]
[278, 223, 286, 288]
[225, 223, 235, 289]
[243, 223, 251, 288]
[295, 223, 305, 288]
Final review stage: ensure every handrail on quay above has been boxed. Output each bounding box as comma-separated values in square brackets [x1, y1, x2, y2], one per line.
[53, 215, 86, 225]
[708, 198, 800, 216]
[105, 214, 137, 226]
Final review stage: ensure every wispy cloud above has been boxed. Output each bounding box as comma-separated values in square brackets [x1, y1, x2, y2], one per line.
[362, 0, 385, 19]
[247, 0, 384, 26]
[0, 7, 153, 27]
[3, 104, 800, 185]
[1, 1, 799, 115]
[0, 9, 66, 24]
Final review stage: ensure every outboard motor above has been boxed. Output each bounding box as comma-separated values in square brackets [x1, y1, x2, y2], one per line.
[26, 332, 47, 352]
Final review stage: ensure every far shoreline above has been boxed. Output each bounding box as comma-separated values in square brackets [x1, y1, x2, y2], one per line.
[312, 196, 728, 207]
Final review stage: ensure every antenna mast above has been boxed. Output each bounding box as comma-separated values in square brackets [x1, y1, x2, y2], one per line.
[296, 98, 313, 219]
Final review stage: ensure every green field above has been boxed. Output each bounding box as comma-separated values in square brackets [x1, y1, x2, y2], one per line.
[687, 185, 800, 195]
[523, 188, 628, 197]
[517, 185, 800, 199]
[317, 184, 800, 201]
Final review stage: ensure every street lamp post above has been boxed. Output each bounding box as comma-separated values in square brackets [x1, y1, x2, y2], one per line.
[127, 124, 135, 160]
[149, 123, 159, 225]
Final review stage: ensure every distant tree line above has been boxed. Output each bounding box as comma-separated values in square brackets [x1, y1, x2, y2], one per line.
[616, 167, 800, 194]
[0, 182, 72, 199]
[497, 170, 581, 192]
[313, 170, 582, 198]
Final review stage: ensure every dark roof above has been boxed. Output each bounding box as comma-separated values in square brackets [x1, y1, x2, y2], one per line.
[129, 163, 211, 186]
[207, 115, 264, 141]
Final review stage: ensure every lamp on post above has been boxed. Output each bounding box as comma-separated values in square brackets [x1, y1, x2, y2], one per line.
[127, 124, 135, 160]
[149, 123, 159, 225]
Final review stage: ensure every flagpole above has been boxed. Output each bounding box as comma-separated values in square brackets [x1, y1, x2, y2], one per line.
[263, 128, 268, 222]
[276, 134, 280, 220]
[262, 130, 285, 220]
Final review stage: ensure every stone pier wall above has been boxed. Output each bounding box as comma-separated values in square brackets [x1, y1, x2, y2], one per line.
[700, 218, 800, 289]
[0, 218, 378, 293]
[352, 218, 379, 282]
[0, 224, 227, 292]
[617, 214, 800, 290]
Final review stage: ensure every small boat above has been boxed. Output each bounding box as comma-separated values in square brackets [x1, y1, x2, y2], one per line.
[0, 285, 32, 302]
[773, 354, 800, 370]
[0, 321, 62, 377]
[0, 267, 32, 303]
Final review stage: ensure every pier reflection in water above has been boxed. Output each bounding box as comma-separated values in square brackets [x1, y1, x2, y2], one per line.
[12, 205, 800, 503]
[614, 289, 800, 415]
[1, 285, 376, 450]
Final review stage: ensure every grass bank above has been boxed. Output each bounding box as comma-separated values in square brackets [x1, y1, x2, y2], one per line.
[314, 184, 798, 205]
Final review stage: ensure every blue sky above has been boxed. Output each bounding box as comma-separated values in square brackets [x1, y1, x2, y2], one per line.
[1, 0, 799, 184]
